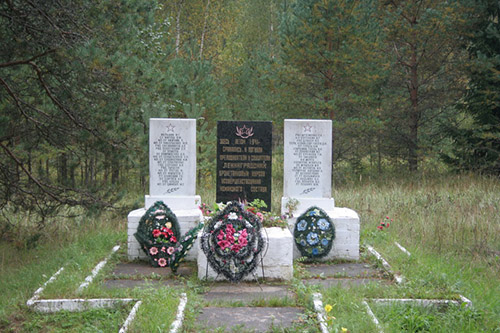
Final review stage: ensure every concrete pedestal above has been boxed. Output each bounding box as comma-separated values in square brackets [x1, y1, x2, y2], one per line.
[127, 207, 203, 261]
[287, 207, 360, 260]
[197, 227, 294, 281]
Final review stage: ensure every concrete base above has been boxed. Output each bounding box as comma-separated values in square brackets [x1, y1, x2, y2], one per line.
[281, 197, 335, 215]
[144, 195, 201, 210]
[127, 208, 203, 261]
[197, 227, 294, 281]
[287, 207, 360, 260]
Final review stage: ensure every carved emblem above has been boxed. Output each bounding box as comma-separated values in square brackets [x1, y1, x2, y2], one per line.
[303, 124, 313, 133]
[235, 125, 254, 139]
[165, 123, 175, 132]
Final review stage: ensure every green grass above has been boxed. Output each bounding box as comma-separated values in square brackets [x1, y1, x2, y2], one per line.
[371, 302, 483, 333]
[0, 172, 499, 331]
[8, 306, 132, 333]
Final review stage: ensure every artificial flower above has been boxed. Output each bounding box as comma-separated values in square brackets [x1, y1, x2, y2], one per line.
[158, 258, 167, 267]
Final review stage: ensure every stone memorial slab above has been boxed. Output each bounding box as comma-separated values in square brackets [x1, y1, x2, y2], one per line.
[145, 118, 200, 210]
[128, 118, 202, 261]
[216, 121, 272, 210]
[281, 119, 334, 213]
[281, 119, 360, 261]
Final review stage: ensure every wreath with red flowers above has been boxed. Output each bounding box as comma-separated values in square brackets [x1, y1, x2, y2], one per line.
[135, 201, 202, 272]
[201, 201, 265, 282]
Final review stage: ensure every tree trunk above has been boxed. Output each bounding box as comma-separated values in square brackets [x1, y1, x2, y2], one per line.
[175, 0, 184, 57]
[199, 0, 211, 60]
[59, 153, 67, 185]
[408, 41, 419, 172]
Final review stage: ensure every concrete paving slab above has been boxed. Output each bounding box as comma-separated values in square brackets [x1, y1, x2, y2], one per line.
[204, 283, 294, 303]
[110, 262, 194, 278]
[103, 279, 181, 289]
[196, 306, 304, 332]
[305, 263, 382, 278]
[304, 277, 391, 289]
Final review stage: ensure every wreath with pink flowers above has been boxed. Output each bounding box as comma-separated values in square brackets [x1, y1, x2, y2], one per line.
[135, 201, 202, 272]
[201, 201, 265, 281]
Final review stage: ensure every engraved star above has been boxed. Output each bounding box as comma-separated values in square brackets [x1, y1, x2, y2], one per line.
[165, 123, 175, 132]
[303, 124, 313, 132]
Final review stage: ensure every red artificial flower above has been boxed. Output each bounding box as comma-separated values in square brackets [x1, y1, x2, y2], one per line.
[152, 229, 161, 238]
[377, 226, 383, 230]
[170, 236, 177, 243]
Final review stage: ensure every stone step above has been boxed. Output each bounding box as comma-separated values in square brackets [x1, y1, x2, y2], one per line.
[195, 307, 304, 332]
[110, 262, 195, 278]
[304, 263, 383, 278]
[103, 279, 181, 289]
[204, 283, 295, 303]
[304, 277, 391, 289]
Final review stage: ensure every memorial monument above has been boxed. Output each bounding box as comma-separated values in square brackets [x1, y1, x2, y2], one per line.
[216, 121, 273, 210]
[128, 118, 202, 261]
[281, 119, 360, 260]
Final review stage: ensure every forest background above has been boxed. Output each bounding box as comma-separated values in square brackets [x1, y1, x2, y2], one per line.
[0, 0, 499, 231]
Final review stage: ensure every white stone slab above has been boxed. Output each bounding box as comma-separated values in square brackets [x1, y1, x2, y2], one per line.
[29, 298, 136, 313]
[127, 208, 202, 261]
[198, 227, 294, 281]
[149, 118, 196, 197]
[287, 207, 360, 260]
[145, 195, 201, 210]
[283, 119, 332, 199]
[281, 197, 335, 215]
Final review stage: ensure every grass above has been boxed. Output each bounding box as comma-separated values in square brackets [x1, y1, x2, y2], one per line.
[0, 172, 499, 331]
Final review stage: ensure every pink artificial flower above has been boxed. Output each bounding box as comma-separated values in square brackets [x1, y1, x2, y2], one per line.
[256, 212, 264, 221]
[152, 229, 161, 238]
[231, 244, 242, 252]
[170, 236, 177, 243]
[226, 224, 235, 236]
[217, 229, 225, 241]
[218, 240, 231, 250]
[240, 229, 248, 238]
[167, 247, 175, 255]
[161, 247, 166, 252]
[239, 236, 248, 247]
[158, 258, 167, 267]
[149, 247, 159, 255]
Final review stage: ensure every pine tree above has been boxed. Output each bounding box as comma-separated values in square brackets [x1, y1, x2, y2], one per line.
[444, 0, 500, 173]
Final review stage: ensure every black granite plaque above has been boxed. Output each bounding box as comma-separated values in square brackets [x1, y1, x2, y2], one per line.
[216, 121, 272, 210]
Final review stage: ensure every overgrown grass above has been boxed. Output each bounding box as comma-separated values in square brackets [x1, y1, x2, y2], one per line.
[1, 172, 499, 331]
[0, 212, 126, 331]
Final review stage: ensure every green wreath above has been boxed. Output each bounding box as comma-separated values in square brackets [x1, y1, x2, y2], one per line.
[294, 206, 335, 258]
[134, 201, 202, 272]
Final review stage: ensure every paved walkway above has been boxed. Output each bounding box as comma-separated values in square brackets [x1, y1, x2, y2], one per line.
[105, 261, 390, 332]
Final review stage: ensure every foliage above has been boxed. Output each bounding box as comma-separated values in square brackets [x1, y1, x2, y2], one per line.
[378, 0, 471, 171]
[443, 0, 500, 174]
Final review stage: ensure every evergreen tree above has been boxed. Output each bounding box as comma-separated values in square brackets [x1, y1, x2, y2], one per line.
[379, 0, 470, 171]
[444, 0, 500, 173]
